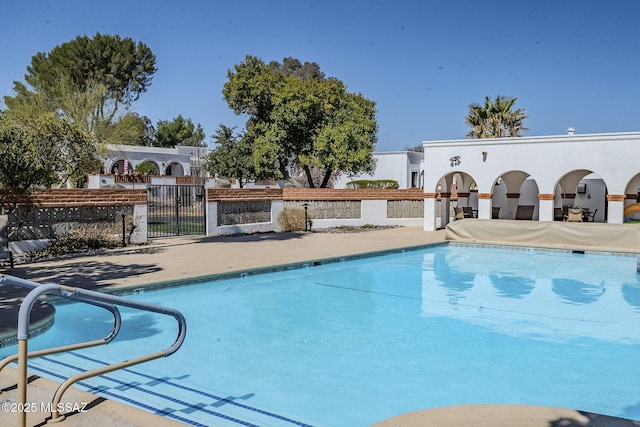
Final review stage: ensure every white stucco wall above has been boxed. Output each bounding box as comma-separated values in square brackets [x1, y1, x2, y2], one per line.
[422, 131, 640, 230]
[334, 151, 423, 189]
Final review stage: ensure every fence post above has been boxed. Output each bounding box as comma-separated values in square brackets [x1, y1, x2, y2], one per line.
[271, 200, 284, 232]
[206, 201, 218, 236]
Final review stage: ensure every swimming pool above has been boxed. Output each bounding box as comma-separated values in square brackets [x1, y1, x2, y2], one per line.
[3, 244, 640, 426]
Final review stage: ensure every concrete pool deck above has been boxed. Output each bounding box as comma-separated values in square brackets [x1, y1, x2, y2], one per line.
[1, 226, 639, 426]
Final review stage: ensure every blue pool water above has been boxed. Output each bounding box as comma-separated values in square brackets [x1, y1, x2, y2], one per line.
[3, 244, 640, 426]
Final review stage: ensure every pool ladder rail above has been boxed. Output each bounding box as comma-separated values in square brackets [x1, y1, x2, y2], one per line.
[0, 274, 187, 427]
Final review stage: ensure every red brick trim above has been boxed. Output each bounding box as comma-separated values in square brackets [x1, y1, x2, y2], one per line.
[206, 188, 427, 202]
[284, 188, 425, 201]
[2, 189, 146, 208]
[206, 188, 283, 202]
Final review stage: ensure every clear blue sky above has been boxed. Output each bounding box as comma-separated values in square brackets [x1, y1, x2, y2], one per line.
[2, 0, 639, 151]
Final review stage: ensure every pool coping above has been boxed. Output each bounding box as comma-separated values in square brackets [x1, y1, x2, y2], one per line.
[88, 240, 640, 299]
[50, 241, 450, 301]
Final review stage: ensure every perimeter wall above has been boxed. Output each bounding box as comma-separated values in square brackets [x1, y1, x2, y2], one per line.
[3, 189, 147, 253]
[4, 188, 426, 251]
[205, 188, 426, 235]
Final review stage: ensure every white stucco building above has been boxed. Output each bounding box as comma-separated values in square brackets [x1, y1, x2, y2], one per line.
[102, 144, 208, 177]
[334, 151, 424, 189]
[421, 131, 640, 231]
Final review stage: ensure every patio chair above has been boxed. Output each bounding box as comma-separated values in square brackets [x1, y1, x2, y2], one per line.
[462, 207, 475, 218]
[585, 208, 598, 222]
[492, 207, 501, 219]
[554, 207, 564, 221]
[566, 208, 583, 222]
[515, 205, 535, 220]
[454, 207, 464, 220]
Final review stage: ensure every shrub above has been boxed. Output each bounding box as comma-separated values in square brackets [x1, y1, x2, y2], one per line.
[134, 161, 159, 175]
[215, 178, 232, 188]
[31, 224, 120, 258]
[346, 179, 399, 189]
[277, 208, 312, 232]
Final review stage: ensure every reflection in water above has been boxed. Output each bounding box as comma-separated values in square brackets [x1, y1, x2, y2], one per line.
[621, 284, 640, 312]
[432, 251, 475, 293]
[422, 248, 640, 343]
[490, 274, 535, 299]
[551, 279, 606, 305]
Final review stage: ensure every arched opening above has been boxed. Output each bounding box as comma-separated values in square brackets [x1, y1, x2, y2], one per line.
[110, 159, 125, 175]
[555, 170, 606, 222]
[623, 173, 640, 221]
[492, 170, 538, 220]
[435, 171, 479, 228]
[135, 160, 160, 176]
[165, 162, 184, 177]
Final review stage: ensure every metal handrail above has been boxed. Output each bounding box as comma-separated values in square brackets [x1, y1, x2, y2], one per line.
[0, 275, 187, 427]
[0, 298, 121, 376]
[0, 275, 122, 378]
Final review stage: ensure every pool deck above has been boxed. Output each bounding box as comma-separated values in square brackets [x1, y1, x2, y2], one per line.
[1, 226, 639, 426]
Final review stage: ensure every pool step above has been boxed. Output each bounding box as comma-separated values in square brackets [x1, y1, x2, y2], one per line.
[17, 352, 317, 427]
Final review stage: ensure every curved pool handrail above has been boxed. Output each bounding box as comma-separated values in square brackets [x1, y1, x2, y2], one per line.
[0, 276, 122, 374]
[3, 275, 186, 427]
[0, 297, 121, 376]
[0, 276, 122, 378]
[62, 285, 187, 357]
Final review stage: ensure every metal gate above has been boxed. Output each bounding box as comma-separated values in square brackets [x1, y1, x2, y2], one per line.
[147, 185, 206, 238]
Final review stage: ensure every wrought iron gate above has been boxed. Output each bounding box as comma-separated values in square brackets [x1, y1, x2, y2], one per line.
[147, 185, 205, 238]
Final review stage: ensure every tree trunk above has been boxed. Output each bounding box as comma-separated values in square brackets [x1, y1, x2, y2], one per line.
[278, 157, 289, 180]
[319, 169, 332, 188]
[303, 165, 315, 188]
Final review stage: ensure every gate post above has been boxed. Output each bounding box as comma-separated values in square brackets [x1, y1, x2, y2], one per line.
[131, 203, 147, 243]
[271, 200, 284, 231]
[206, 201, 218, 236]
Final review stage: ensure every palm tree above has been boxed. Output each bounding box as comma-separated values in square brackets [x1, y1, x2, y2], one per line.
[465, 95, 528, 138]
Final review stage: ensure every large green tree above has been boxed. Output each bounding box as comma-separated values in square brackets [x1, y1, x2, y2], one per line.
[267, 57, 326, 80]
[223, 55, 378, 187]
[3, 33, 156, 140]
[465, 95, 528, 138]
[155, 115, 206, 147]
[205, 125, 256, 188]
[0, 111, 98, 212]
[106, 112, 155, 146]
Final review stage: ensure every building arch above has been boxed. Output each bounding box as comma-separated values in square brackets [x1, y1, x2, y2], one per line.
[624, 173, 640, 200]
[554, 170, 608, 222]
[136, 159, 161, 175]
[164, 161, 185, 176]
[432, 171, 479, 228]
[109, 159, 126, 175]
[555, 169, 593, 204]
[490, 170, 540, 220]
[623, 173, 640, 220]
